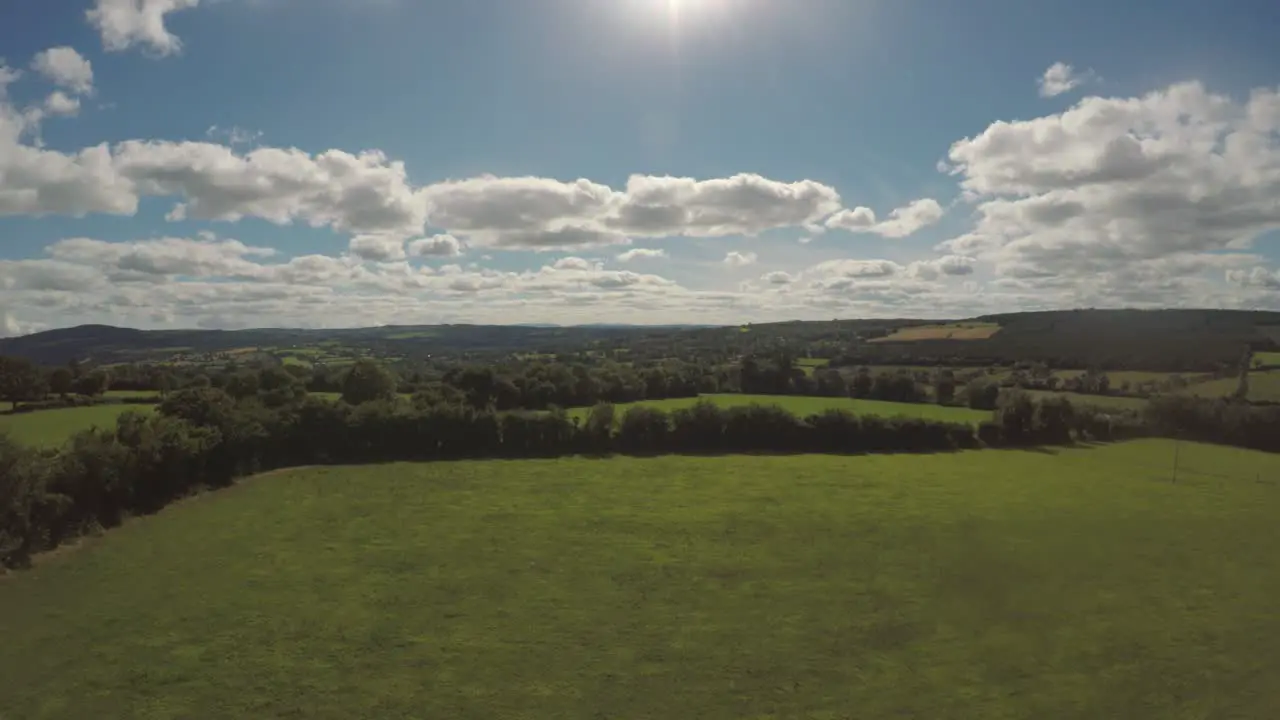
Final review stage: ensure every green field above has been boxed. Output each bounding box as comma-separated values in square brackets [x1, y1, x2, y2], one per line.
[1176, 370, 1280, 402]
[4, 441, 1280, 718]
[1253, 351, 1280, 367]
[103, 390, 160, 400]
[567, 393, 991, 424]
[0, 405, 155, 448]
[1021, 389, 1150, 412]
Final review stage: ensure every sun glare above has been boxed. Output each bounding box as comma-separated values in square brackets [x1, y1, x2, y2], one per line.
[627, 0, 735, 30]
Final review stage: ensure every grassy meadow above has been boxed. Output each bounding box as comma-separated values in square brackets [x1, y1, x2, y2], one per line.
[0, 405, 155, 448]
[3, 440, 1280, 718]
[565, 393, 991, 424]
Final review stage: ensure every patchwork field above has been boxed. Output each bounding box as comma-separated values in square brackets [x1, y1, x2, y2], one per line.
[3, 441, 1280, 718]
[566, 393, 991, 424]
[869, 322, 1000, 343]
[0, 405, 156, 448]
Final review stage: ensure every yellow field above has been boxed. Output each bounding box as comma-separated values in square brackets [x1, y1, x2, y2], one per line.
[869, 323, 1000, 343]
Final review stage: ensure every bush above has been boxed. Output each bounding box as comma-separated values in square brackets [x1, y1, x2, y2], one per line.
[977, 421, 1003, 447]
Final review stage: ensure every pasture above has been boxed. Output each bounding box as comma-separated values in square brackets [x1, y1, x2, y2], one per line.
[1021, 389, 1149, 412]
[3, 441, 1280, 718]
[0, 404, 155, 448]
[566, 393, 991, 424]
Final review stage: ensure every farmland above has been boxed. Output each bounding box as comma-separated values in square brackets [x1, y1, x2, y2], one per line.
[3, 441, 1279, 718]
[868, 322, 1001, 343]
[565, 393, 992, 425]
[0, 404, 155, 448]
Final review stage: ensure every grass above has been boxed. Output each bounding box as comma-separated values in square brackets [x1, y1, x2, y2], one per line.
[4, 441, 1280, 717]
[1253, 351, 1280, 367]
[567, 393, 991, 424]
[103, 390, 160, 400]
[0, 405, 155, 448]
[1021, 390, 1150, 412]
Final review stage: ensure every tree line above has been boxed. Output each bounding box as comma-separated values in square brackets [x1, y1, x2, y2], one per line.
[1, 377, 1162, 570]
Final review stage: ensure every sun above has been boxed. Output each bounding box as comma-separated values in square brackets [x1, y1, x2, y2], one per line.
[627, 0, 730, 28]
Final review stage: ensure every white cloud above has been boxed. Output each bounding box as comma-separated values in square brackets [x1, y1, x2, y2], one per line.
[824, 198, 943, 238]
[1038, 62, 1092, 98]
[551, 256, 599, 271]
[47, 236, 276, 279]
[761, 270, 795, 285]
[907, 255, 976, 281]
[609, 173, 842, 237]
[31, 48, 94, 95]
[616, 248, 667, 262]
[942, 81, 1280, 282]
[348, 235, 406, 262]
[1227, 267, 1280, 289]
[0, 103, 138, 216]
[421, 173, 843, 249]
[407, 234, 463, 257]
[205, 125, 263, 147]
[43, 92, 81, 117]
[88, 0, 200, 56]
[809, 258, 901, 279]
[113, 141, 428, 237]
[723, 251, 758, 267]
[824, 206, 876, 231]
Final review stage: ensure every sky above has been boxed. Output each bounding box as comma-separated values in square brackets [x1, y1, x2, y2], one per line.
[3, 0, 1280, 334]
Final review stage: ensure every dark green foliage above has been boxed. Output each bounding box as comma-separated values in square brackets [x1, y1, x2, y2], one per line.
[996, 390, 1037, 446]
[1033, 396, 1075, 445]
[966, 378, 1000, 410]
[616, 406, 670, 454]
[0, 356, 43, 409]
[71, 371, 107, 398]
[48, 367, 73, 397]
[341, 359, 398, 405]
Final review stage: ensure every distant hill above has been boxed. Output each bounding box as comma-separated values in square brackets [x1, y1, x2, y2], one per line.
[2, 310, 1278, 370]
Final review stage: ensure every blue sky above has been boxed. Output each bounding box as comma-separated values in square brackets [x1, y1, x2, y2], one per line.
[3, 0, 1280, 332]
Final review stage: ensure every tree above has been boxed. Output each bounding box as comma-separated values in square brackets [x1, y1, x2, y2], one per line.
[0, 356, 41, 410]
[966, 378, 1000, 410]
[72, 372, 108, 398]
[341, 359, 397, 405]
[935, 374, 956, 405]
[48, 367, 73, 398]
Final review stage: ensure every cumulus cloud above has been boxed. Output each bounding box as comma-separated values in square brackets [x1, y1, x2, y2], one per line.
[1227, 267, 1280, 289]
[907, 255, 977, 280]
[47, 236, 276, 279]
[31, 47, 94, 95]
[616, 248, 667, 262]
[808, 258, 901, 278]
[114, 141, 428, 237]
[723, 251, 758, 267]
[43, 91, 81, 117]
[824, 198, 944, 238]
[551, 256, 599, 271]
[941, 81, 1280, 283]
[407, 234, 463, 257]
[0, 112, 137, 216]
[348, 235, 406, 262]
[88, 0, 200, 56]
[761, 270, 795, 285]
[1038, 62, 1092, 98]
[421, 173, 843, 249]
[608, 173, 842, 237]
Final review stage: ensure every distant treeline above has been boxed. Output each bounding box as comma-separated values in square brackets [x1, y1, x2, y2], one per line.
[4, 309, 1280, 372]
